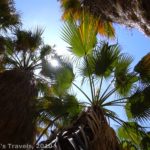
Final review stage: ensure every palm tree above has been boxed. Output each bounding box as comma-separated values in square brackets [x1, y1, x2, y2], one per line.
[75, 0, 150, 36]
[0, 0, 20, 70]
[0, 28, 53, 145]
[0, 28, 83, 146]
[0, 0, 20, 31]
[39, 16, 148, 150]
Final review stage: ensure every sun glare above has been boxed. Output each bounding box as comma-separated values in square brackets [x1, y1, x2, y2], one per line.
[50, 59, 59, 67]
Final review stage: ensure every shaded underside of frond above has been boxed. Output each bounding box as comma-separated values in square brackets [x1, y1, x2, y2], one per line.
[82, 0, 150, 36]
[134, 53, 150, 83]
[41, 106, 120, 150]
[126, 85, 150, 122]
[0, 69, 37, 144]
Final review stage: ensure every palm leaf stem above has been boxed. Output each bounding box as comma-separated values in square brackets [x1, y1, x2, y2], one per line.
[105, 104, 125, 107]
[102, 97, 128, 107]
[100, 78, 115, 100]
[31, 63, 42, 69]
[100, 88, 117, 104]
[72, 82, 92, 103]
[13, 58, 22, 68]
[84, 56, 94, 101]
[107, 112, 127, 126]
[107, 114, 123, 126]
[97, 76, 103, 101]
[8, 54, 21, 67]
[91, 75, 96, 100]
[34, 74, 52, 84]
[28, 58, 41, 69]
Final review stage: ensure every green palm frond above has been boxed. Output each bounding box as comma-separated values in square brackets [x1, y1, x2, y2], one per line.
[119, 140, 138, 150]
[37, 94, 82, 126]
[93, 42, 120, 77]
[36, 80, 50, 96]
[41, 59, 56, 79]
[125, 85, 150, 122]
[79, 42, 121, 78]
[135, 53, 150, 83]
[0, 36, 6, 54]
[4, 37, 14, 55]
[115, 54, 137, 96]
[118, 122, 146, 145]
[1, 29, 54, 72]
[52, 66, 74, 95]
[40, 45, 52, 59]
[61, 13, 97, 57]
[14, 28, 43, 52]
[41, 58, 74, 96]
[78, 55, 95, 77]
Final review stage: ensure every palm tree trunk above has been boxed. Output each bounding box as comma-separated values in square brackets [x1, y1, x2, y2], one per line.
[82, 0, 150, 36]
[0, 69, 37, 145]
[42, 106, 120, 150]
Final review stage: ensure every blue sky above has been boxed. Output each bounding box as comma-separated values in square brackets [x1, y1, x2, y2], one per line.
[15, 0, 68, 55]
[15, 0, 150, 127]
[15, 0, 150, 64]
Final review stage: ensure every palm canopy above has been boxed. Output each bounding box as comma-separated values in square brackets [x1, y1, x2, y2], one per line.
[61, 18, 137, 101]
[1, 28, 47, 71]
[59, 0, 115, 38]
[61, 19, 150, 123]
[0, 28, 82, 145]
[0, 0, 20, 31]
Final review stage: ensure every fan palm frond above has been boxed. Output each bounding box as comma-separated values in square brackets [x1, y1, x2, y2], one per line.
[115, 54, 137, 96]
[125, 85, 150, 122]
[40, 45, 52, 59]
[61, 13, 97, 57]
[37, 94, 82, 126]
[14, 28, 43, 52]
[119, 140, 138, 150]
[78, 42, 121, 78]
[135, 53, 150, 83]
[94, 42, 120, 77]
[41, 58, 74, 96]
[118, 122, 146, 145]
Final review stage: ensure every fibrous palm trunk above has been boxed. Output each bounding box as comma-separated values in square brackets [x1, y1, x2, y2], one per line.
[42, 106, 120, 150]
[82, 0, 150, 36]
[0, 69, 37, 145]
